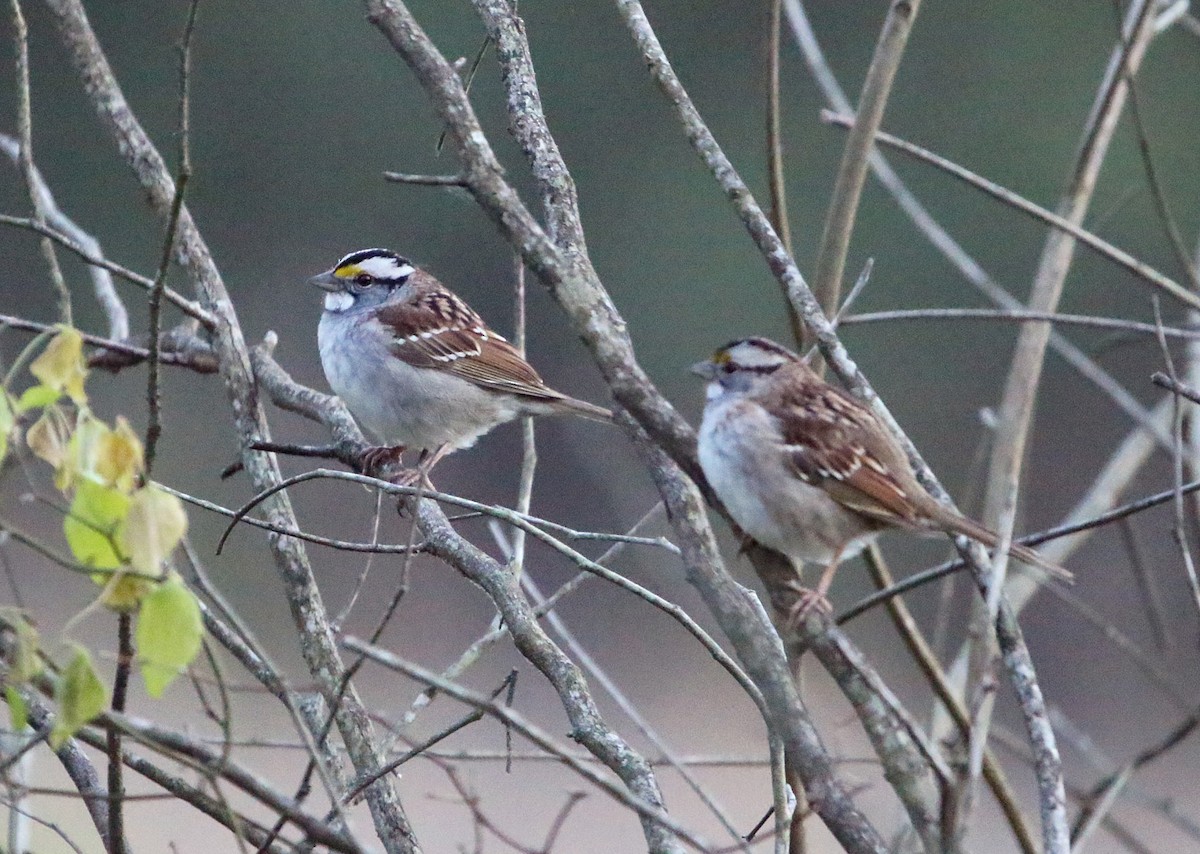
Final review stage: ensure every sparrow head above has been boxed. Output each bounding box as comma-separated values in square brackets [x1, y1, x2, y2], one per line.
[310, 248, 416, 312]
[691, 337, 799, 397]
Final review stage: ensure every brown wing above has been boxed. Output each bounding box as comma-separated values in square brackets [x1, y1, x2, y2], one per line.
[771, 374, 919, 527]
[375, 290, 567, 403]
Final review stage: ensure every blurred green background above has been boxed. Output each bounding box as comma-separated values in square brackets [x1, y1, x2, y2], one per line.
[2, 1, 1200, 851]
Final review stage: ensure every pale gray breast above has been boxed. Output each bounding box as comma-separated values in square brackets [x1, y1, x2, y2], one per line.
[698, 394, 878, 565]
[318, 309, 517, 450]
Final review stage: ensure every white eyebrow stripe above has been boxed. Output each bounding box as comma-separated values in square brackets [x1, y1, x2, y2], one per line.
[353, 255, 413, 279]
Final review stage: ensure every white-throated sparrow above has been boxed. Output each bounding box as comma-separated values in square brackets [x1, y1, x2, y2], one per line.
[692, 337, 1071, 615]
[311, 248, 611, 475]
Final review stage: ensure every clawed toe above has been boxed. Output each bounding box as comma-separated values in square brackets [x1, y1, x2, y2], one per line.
[359, 445, 406, 477]
[784, 586, 832, 629]
[392, 467, 433, 489]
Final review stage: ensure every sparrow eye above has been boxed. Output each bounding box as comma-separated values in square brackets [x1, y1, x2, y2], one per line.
[355, 272, 374, 286]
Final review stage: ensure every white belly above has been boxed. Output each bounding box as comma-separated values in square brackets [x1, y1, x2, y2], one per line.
[318, 312, 518, 451]
[698, 398, 878, 566]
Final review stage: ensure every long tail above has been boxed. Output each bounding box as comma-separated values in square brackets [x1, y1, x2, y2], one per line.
[939, 510, 1074, 584]
[553, 395, 614, 423]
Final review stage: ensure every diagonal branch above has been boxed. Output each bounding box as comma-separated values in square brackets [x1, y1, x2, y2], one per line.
[810, 0, 921, 341]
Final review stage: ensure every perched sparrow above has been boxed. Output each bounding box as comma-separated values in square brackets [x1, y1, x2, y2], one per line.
[311, 248, 611, 476]
[692, 337, 1071, 616]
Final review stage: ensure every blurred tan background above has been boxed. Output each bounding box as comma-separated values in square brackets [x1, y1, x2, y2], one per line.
[2, 1, 1200, 851]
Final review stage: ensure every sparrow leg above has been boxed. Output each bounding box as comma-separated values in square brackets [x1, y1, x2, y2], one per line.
[393, 444, 450, 490]
[359, 444, 407, 478]
[783, 541, 849, 628]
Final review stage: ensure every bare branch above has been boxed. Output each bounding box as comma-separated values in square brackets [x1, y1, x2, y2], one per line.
[783, 0, 1172, 461]
[143, 0, 198, 476]
[810, 0, 920, 340]
[382, 170, 466, 186]
[844, 308, 1200, 340]
[765, 0, 800, 350]
[0, 214, 215, 327]
[0, 313, 217, 372]
[11, 0, 71, 324]
[0, 134, 128, 339]
[42, 1, 421, 847]
[342, 638, 713, 852]
[821, 110, 1200, 313]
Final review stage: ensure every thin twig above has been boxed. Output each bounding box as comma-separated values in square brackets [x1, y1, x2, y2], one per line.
[843, 307, 1200, 340]
[821, 108, 1199, 312]
[860, 544, 1038, 854]
[1152, 297, 1200, 620]
[838, 475, 1200, 625]
[382, 171, 466, 186]
[144, 0, 198, 476]
[1116, 516, 1170, 649]
[1121, 20, 1200, 293]
[11, 0, 71, 325]
[1153, 370, 1200, 405]
[0, 215, 215, 326]
[342, 637, 713, 852]
[336, 673, 517, 809]
[161, 481, 428, 554]
[0, 313, 216, 371]
[106, 613, 132, 854]
[810, 0, 920, 343]
[765, 0, 801, 349]
[511, 258, 535, 573]
[0, 134, 128, 339]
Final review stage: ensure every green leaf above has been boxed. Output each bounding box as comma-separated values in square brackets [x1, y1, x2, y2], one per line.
[16, 383, 61, 413]
[0, 392, 12, 463]
[6, 686, 28, 731]
[64, 479, 130, 570]
[117, 485, 187, 575]
[50, 645, 107, 749]
[136, 577, 203, 698]
[7, 612, 42, 683]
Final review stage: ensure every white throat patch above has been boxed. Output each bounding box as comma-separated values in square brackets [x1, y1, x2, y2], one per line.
[324, 292, 355, 313]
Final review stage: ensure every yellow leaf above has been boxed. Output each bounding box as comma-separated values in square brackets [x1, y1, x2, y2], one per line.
[58, 415, 109, 494]
[26, 409, 66, 470]
[95, 417, 143, 492]
[117, 485, 186, 575]
[97, 573, 158, 612]
[30, 327, 87, 406]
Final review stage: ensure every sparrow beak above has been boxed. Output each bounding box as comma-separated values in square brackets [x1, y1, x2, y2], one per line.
[309, 270, 344, 293]
[690, 360, 718, 380]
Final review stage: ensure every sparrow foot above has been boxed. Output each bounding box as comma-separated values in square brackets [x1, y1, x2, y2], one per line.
[783, 585, 832, 630]
[359, 444, 406, 478]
